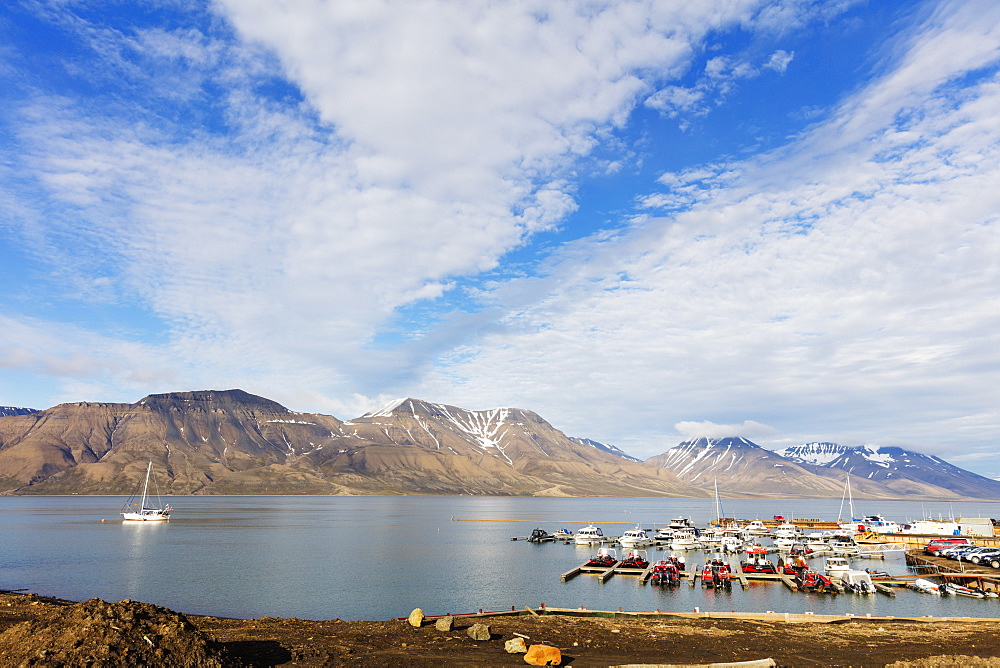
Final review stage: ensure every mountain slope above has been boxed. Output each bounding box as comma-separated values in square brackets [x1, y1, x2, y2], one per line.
[0, 392, 703, 497]
[643, 437, 962, 499]
[301, 398, 703, 497]
[778, 442, 1000, 499]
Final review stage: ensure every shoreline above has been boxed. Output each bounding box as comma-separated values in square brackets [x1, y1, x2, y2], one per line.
[3, 589, 1000, 667]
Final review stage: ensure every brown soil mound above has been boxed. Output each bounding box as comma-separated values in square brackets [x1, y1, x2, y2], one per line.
[0, 597, 227, 667]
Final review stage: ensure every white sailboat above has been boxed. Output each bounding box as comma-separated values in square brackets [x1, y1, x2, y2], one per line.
[121, 461, 172, 521]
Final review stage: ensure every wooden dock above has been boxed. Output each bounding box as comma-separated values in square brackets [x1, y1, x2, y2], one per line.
[732, 562, 750, 589]
[561, 559, 660, 584]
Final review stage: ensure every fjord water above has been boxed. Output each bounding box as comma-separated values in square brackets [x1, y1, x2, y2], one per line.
[3, 496, 1000, 621]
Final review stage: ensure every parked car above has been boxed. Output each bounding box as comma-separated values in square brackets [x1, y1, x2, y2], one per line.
[925, 538, 973, 556]
[969, 548, 1000, 565]
[945, 545, 982, 559]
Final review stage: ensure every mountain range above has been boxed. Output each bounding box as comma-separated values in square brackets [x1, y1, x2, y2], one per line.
[0, 390, 996, 499]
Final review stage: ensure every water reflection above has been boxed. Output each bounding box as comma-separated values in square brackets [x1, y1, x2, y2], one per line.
[120, 520, 168, 599]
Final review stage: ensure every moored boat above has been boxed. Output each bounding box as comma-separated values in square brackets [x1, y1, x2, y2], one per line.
[575, 524, 610, 545]
[840, 569, 875, 594]
[586, 547, 617, 568]
[910, 578, 943, 595]
[649, 560, 681, 586]
[618, 526, 654, 548]
[620, 549, 650, 570]
[527, 528, 554, 543]
[740, 545, 777, 574]
[121, 461, 172, 522]
[701, 558, 732, 589]
[824, 556, 851, 575]
[670, 528, 703, 550]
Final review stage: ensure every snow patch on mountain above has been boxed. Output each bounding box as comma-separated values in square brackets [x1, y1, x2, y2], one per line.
[775, 442, 849, 465]
[361, 398, 408, 418]
[0, 406, 39, 417]
[569, 437, 640, 462]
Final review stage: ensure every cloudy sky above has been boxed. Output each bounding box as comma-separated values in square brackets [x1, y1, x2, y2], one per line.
[2, 1, 999, 471]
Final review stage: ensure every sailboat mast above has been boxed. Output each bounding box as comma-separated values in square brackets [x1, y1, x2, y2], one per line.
[140, 461, 152, 510]
[849, 476, 855, 520]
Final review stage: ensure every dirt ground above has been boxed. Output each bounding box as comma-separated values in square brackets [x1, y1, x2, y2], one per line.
[2, 590, 1000, 667]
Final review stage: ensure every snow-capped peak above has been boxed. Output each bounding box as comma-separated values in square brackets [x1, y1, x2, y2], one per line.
[775, 442, 850, 466]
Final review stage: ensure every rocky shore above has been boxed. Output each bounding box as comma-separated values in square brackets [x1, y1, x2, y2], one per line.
[1, 590, 999, 666]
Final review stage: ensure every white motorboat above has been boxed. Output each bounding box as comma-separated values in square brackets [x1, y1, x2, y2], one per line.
[910, 578, 943, 595]
[943, 582, 986, 598]
[829, 539, 861, 556]
[773, 536, 798, 550]
[773, 522, 801, 539]
[618, 526, 654, 548]
[744, 520, 769, 535]
[698, 528, 723, 546]
[574, 524, 610, 545]
[667, 516, 695, 530]
[824, 556, 851, 575]
[718, 535, 745, 553]
[121, 461, 172, 521]
[653, 527, 675, 542]
[670, 528, 703, 550]
[840, 569, 876, 594]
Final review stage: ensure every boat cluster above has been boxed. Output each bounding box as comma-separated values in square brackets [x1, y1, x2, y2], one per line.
[540, 517, 863, 559]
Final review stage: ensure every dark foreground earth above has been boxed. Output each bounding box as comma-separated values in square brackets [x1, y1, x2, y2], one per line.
[1, 590, 999, 667]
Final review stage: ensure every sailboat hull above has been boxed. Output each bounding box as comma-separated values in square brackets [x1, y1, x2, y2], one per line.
[122, 510, 170, 521]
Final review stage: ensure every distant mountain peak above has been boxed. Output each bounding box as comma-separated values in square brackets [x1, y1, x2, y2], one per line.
[138, 389, 290, 413]
[678, 436, 763, 449]
[0, 406, 39, 417]
[569, 437, 640, 462]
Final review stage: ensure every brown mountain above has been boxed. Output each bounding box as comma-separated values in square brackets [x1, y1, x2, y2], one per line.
[645, 437, 979, 500]
[0, 390, 704, 497]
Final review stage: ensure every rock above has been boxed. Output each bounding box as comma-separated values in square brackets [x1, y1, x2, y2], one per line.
[524, 643, 562, 666]
[466, 623, 491, 641]
[505, 637, 528, 653]
[407, 608, 424, 628]
[434, 616, 453, 631]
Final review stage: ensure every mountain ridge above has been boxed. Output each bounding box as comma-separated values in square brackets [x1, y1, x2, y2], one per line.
[0, 390, 702, 498]
[1, 390, 996, 499]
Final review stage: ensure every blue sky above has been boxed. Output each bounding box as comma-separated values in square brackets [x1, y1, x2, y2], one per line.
[2, 1, 999, 473]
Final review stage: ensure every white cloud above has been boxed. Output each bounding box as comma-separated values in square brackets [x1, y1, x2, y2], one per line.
[675, 420, 777, 440]
[764, 49, 794, 74]
[414, 1, 1000, 461]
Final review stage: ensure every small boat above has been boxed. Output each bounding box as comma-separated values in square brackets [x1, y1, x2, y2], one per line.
[773, 536, 798, 550]
[718, 535, 745, 553]
[942, 582, 987, 598]
[527, 528, 554, 543]
[650, 560, 681, 586]
[793, 568, 835, 593]
[586, 547, 617, 568]
[574, 524, 610, 545]
[840, 570, 875, 594]
[618, 526, 654, 548]
[121, 461, 172, 521]
[670, 528, 703, 550]
[552, 528, 573, 538]
[652, 527, 675, 542]
[701, 558, 732, 589]
[620, 549, 650, 569]
[667, 516, 694, 530]
[740, 545, 777, 574]
[824, 556, 852, 575]
[910, 578, 943, 595]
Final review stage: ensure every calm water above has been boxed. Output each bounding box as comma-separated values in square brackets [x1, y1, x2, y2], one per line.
[2, 496, 1000, 621]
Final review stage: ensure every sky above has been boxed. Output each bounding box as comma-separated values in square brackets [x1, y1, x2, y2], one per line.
[1, 1, 999, 472]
